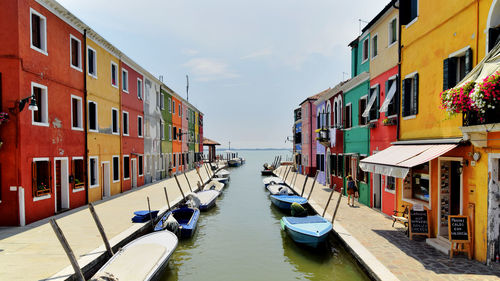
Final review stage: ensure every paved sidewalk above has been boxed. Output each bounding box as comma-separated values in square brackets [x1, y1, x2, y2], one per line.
[0, 167, 212, 281]
[275, 166, 500, 281]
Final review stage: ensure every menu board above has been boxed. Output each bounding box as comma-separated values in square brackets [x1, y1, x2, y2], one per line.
[409, 210, 430, 239]
[448, 216, 470, 242]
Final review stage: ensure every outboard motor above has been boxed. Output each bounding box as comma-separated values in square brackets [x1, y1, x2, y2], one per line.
[185, 193, 201, 209]
[277, 186, 288, 195]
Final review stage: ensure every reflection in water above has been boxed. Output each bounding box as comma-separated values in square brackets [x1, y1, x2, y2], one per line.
[161, 150, 369, 281]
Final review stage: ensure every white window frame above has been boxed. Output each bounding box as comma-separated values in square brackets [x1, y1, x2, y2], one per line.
[179, 104, 181, 117]
[402, 71, 419, 120]
[172, 100, 175, 114]
[123, 155, 130, 180]
[388, 16, 398, 47]
[168, 124, 172, 141]
[111, 61, 118, 88]
[87, 46, 97, 78]
[138, 155, 144, 176]
[359, 95, 368, 127]
[160, 120, 165, 140]
[89, 156, 99, 188]
[30, 8, 47, 55]
[122, 111, 129, 136]
[69, 34, 82, 71]
[122, 69, 129, 93]
[345, 102, 352, 129]
[112, 155, 120, 183]
[160, 92, 165, 109]
[168, 97, 172, 113]
[138, 115, 143, 138]
[70, 95, 83, 131]
[71, 156, 85, 193]
[111, 108, 119, 135]
[88, 100, 98, 132]
[137, 78, 143, 100]
[404, 0, 419, 28]
[362, 38, 369, 63]
[371, 34, 378, 60]
[31, 82, 49, 127]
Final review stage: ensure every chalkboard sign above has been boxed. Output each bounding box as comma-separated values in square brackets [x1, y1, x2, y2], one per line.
[448, 216, 470, 242]
[409, 210, 430, 240]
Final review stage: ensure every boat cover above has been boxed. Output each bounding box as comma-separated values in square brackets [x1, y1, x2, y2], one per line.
[286, 216, 326, 224]
[271, 195, 307, 204]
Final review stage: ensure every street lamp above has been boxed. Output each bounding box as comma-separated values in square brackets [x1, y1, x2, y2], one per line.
[18, 95, 38, 112]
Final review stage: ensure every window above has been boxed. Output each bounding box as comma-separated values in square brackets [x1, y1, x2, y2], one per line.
[362, 38, 369, 62]
[320, 154, 325, 172]
[89, 156, 98, 187]
[168, 97, 172, 113]
[160, 92, 164, 109]
[111, 108, 119, 134]
[403, 163, 430, 202]
[179, 128, 182, 141]
[385, 77, 399, 117]
[111, 62, 118, 87]
[169, 125, 172, 141]
[137, 79, 143, 99]
[71, 95, 83, 130]
[72, 158, 84, 188]
[357, 156, 367, 183]
[70, 35, 81, 70]
[369, 86, 380, 121]
[160, 121, 164, 140]
[179, 104, 181, 117]
[172, 100, 175, 114]
[88, 101, 98, 131]
[122, 111, 129, 136]
[138, 116, 143, 137]
[87, 47, 97, 77]
[32, 158, 51, 197]
[443, 48, 472, 90]
[402, 73, 419, 117]
[401, 0, 418, 25]
[388, 18, 397, 46]
[122, 69, 129, 92]
[337, 154, 344, 177]
[386, 176, 396, 191]
[358, 97, 368, 126]
[112, 156, 120, 182]
[371, 35, 378, 58]
[173, 126, 177, 140]
[123, 156, 130, 179]
[139, 155, 143, 176]
[31, 83, 48, 126]
[173, 153, 176, 167]
[30, 8, 47, 54]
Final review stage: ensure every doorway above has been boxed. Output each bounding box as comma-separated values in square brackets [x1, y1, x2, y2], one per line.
[488, 154, 500, 264]
[54, 158, 69, 213]
[102, 162, 110, 198]
[373, 174, 381, 209]
[131, 158, 137, 188]
[438, 158, 463, 239]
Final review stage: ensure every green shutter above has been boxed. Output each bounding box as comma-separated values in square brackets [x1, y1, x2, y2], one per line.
[443, 58, 449, 90]
[448, 57, 457, 88]
[465, 47, 473, 74]
[401, 78, 407, 116]
[384, 80, 389, 114]
[376, 84, 380, 119]
[412, 74, 419, 115]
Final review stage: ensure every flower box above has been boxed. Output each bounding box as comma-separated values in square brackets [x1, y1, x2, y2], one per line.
[35, 187, 51, 197]
[383, 117, 397, 126]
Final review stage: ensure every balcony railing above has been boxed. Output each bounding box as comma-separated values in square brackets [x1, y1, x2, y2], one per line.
[463, 108, 500, 126]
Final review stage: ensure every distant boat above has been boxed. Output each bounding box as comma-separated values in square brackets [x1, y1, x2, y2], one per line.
[154, 207, 200, 239]
[196, 190, 219, 211]
[280, 215, 332, 248]
[91, 231, 178, 281]
[227, 158, 241, 167]
[203, 180, 225, 193]
[262, 176, 284, 186]
[266, 184, 293, 195]
[270, 195, 307, 210]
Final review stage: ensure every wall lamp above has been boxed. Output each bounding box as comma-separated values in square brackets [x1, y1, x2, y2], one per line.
[18, 95, 38, 112]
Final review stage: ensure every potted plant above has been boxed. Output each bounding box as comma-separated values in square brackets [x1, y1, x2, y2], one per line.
[0, 112, 9, 125]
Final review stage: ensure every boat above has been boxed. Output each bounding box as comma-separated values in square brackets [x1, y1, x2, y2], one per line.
[203, 180, 225, 193]
[195, 190, 219, 211]
[270, 195, 307, 210]
[262, 176, 284, 186]
[213, 176, 229, 184]
[280, 215, 332, 247]
[154, 207, 200, 239]
[91, 231, 178, 281]
[215, 169, 230, 178]
[266, 184, 294, 195]
[261, 169, 274, 176]
[227, 158, 241, 167]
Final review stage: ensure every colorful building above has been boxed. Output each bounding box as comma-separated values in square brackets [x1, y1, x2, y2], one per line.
[171, 96, 182, 174]
[314, 99, 327, 185]
[143, 75, 163, 183]
[161, 86, 173, 178]
[293, 108, 302, 174]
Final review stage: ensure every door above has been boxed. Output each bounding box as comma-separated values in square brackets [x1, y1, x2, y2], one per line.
[373, 173, 381, 209]
[326, 150, 331, 185]
[488, 155, 500, 264]
[102, 162, 110, 198]
[438, 159, 462, 239]
[54, 158, 69, 212]
[131, 159, 137, 188]
[55, 160, 62, 211]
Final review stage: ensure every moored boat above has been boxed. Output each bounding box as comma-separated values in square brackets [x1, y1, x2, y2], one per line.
[91, 231, 178, 281]
[270, 195, 307, 210]
[227, 158, 241, 167]
[195, 190, 219, 211]
[262, 176, 284, 186]
[280, 215, 332, 248]
[215, 169, 230, 178]
[266, 184, 294, 195]
[203, 180, 225, 193]
[154, 207, 200, 239]
[261, 169, 274, 176]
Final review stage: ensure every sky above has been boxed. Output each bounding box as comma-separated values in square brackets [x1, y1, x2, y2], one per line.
[58, 0, 388, 149]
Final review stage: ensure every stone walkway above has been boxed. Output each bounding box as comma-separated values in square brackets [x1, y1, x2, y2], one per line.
[0, 165, 213, 281]
[275, 166, 500, 281]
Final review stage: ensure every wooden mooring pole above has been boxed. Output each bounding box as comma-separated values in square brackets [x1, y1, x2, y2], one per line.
[183, 172, 193, 192]
[147, 197, 154, 228]
[88, 203, 113, 256]
[196, 169, 204, 187]
[163, 187, 171, 210]
[322, 185, 337, 217]
[49, 219, 85, 281]
[300, 175, 309, 197]
[331, 188, 344, 224]
[307, 171, 319, 201]
[174, 175, 186, 200]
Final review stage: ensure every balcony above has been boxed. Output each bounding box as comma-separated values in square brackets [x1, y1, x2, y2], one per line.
[460, 108, 500, 147]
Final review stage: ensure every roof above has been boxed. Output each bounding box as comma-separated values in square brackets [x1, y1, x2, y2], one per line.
[203, 138, 221, 146]
[361, 0, 398, 33]
[299, 88, 331, 106]
[317, 79, 350, 102]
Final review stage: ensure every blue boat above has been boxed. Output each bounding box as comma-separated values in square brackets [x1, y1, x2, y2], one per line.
[154, 207, 200, 238]
[131, 210, 159, 223]
[270, 195, 307, 210]
[196, 190, 219, 211]
[280, 215, 332, 247]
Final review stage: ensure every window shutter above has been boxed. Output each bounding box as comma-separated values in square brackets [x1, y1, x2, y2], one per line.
[401, 78, 408, 116]
[32, 162, 36, 197]
[358, 99, 362, 126]
[488, 27, 500, 52]
[443, 58, 449, 90]
[400, 0, 412, 25]
[448, 57, 457, 88]
[384, 80, 390, 114]
[49, 161, 52, 192]
[412, 74, 419, 115]
[465, 47, 473, 74]
[376, 84, 380, 119]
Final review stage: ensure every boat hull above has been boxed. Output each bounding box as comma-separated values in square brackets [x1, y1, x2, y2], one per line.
[270, 195, 307, 210]
[280, 216, 332, 248]
[154, 208, 200, 239]
[228, 160, 241, 167]
[261, 170, 274, 176]
[196, 190, 219, 211]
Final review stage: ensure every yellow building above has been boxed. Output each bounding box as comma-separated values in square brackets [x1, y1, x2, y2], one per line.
[195, 111, 199, 154]
[86, 34, 122, 202]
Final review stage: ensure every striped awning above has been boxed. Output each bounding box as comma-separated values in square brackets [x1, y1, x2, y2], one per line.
[359, 144, 457, 178]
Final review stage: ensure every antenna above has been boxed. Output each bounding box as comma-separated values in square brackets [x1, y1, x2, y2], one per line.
[359, 19, 369, 34]
[186, 74, 189, 101]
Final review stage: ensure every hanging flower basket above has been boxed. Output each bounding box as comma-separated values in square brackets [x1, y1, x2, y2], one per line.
[0, 112, 10, 125]
[382, 116, 397, 126]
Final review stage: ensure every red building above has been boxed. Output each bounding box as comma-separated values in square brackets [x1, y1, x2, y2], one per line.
[199, 113, 203, 161]
[0, 0, 86, 225]
[120, 59, 144, 191]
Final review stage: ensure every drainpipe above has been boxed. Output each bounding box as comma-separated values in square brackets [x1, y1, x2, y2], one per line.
[396, 1, 401, 142]
[83, 29, 89, 204]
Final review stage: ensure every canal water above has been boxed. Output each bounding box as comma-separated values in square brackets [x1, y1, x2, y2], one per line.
[161, 150, 370, 281]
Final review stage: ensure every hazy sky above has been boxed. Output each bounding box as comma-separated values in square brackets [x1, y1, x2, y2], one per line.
[58, 0, 388, 149]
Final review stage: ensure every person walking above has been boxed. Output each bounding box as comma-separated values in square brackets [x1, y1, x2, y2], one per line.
[346, 175, 358, 207]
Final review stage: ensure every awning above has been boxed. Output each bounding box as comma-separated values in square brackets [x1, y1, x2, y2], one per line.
[379, 80, 396, 112]
[455, 40, 500, 89]
[362, 88, 378, 118]
[359, 144, 458, 178]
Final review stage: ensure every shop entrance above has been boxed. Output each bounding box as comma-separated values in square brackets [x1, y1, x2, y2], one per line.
[373, 173, 381, 209]
[487, 154, 500, 264]
[438, 158, 463, 239]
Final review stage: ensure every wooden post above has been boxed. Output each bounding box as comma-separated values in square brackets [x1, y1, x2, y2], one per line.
[49, 219, 85, 281]
[203, 162, 211, 179]
[147, 197, 154, 228]
[300, 176, 309, 197]
[174, 175, 186, 200]
[292, 171, 298, 189]
[322, 185, 337, 217]
[196, 168, 204, 187]
[197, 182, 202, 191]
[183, 172, 193, 192]
[163, 187, 171, 210]
[284, 166, 291, 183]
[307, 171, 319, 201]
[331, 188, 344, 224]
[88, 203, 113, 256]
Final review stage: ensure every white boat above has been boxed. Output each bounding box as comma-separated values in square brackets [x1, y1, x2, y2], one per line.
[195, 190, 220, 210]
[266, 184, 294, 195]
[262, 176, 284, 186]
[91, 231, 178, 281]
[215, 169, 230, 178]
[203, 180, 225, 193]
